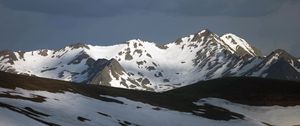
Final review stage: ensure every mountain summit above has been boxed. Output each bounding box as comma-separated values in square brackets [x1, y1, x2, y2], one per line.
[0, 29, 299, 91]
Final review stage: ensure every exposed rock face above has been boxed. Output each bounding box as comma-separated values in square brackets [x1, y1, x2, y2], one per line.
[191, 29, 215, 42]
[38, 49, 49, 56]
[251, 46, 263, 57]
[68, 43, 90, 50]
[88, 59, 125, 85]
[156, 44, 168, 49]
[67, 51, 90, 65]
[88, 59, 112, 86]
[265, 59, 300, 80]
[124, 48, 133, 60]
[87, 58, 145, 90]
[0, 50, 18, 64]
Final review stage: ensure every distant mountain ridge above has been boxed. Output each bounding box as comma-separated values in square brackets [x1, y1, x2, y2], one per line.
[0, 29, 299, 91]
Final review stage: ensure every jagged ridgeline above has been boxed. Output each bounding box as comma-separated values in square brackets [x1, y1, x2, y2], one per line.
[0, 29, 300, 91]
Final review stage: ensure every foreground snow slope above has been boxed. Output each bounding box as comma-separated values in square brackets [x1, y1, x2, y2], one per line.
[1, 72, 300, 126]
[0, 87, 263, 126]
[195, 98, 300, 126]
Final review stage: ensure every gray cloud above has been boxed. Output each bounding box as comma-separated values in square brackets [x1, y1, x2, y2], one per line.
[0, 0, 299, 56]
[0, 0, 296, 17]
[0, 0, 133, 17]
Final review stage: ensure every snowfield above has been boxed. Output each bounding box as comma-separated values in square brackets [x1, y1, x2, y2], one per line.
[195, 98, 300, 126]
[0, 86, 300, 126]
[0, 71, 300, 126]
[0, 87, 263, 126]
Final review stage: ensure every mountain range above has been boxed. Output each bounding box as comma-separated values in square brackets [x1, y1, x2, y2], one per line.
[1, 29, 300, 126]
[0, 29, 299, 92]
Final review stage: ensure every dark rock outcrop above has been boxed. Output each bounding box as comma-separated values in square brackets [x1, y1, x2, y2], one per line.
[87, 58, 126, 86]
[0, 50, 18, 65]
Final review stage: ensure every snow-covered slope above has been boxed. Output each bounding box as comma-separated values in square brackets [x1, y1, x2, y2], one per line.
[220, 33, 262, 57]
[0, 44, 146, 90]
[1, 72, 300, 126]
[195, 98, 300, 126]
[0, 29, 299, 91]
[0, 43, 124, 81]
[0, 87, 263, 126]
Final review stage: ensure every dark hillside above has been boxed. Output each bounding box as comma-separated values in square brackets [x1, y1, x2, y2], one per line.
[1, 71, 300, 121]
[166, 77, 300, 106]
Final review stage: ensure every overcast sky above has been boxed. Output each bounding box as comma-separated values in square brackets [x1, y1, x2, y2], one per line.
[0, 0, 299, 56]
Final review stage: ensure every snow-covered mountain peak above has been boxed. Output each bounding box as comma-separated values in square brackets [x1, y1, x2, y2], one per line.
[191, 29, 220, 42]
[248, 49, 297, 71]
[264, 49, 300, 70]
[245, 48, 300, 80]
[127, 39, 144, 43]
[196, 29, 214, 36]
[172, 30, 263, 59]
[51, 43, 93, 57]
[272, 48, 289, 54]
[220, 33, 262, 57]
[126, 39, 158, 47]
[267, 49, 296, 62]
[173, 29, 224, 49]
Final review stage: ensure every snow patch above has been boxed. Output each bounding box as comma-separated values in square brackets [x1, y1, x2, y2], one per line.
[221, 33, 257, 56]
[0, 87, 262, 126]
[196, 98, 300, 126]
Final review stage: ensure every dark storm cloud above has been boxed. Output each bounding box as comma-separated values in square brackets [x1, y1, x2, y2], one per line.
[0, 0, 134, 17]
[0, 0, 296, 17]
[0, 0, 299, 56]
[165, 0, 286, 17]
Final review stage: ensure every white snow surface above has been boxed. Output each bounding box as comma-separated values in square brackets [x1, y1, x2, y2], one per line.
[196, 98, 300, 126]
[0, 87, 263, 126]
[220, 33, 257, 56]
[0, 108, 45, 126]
